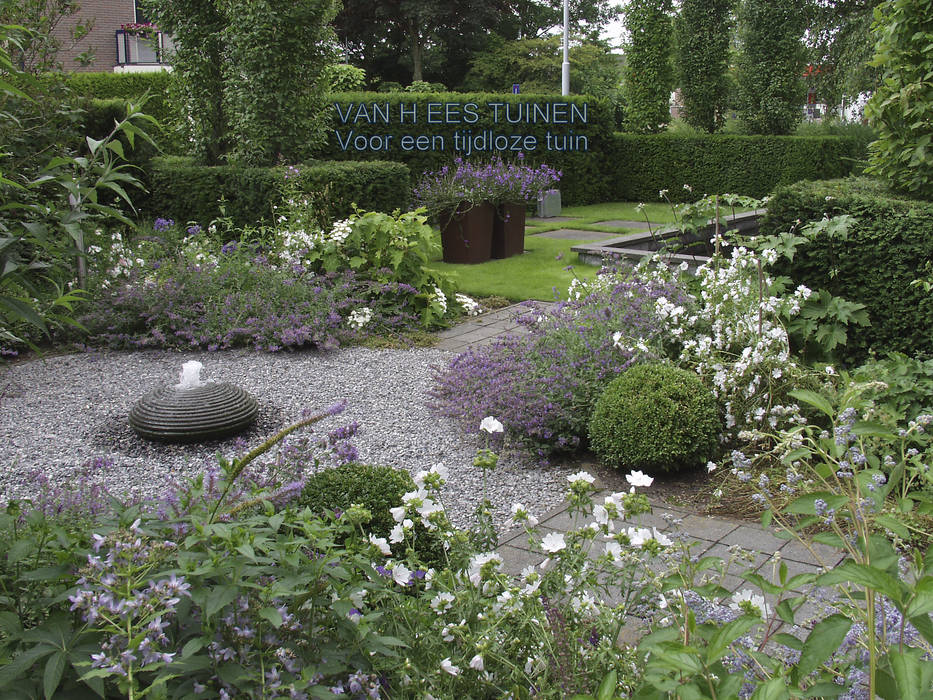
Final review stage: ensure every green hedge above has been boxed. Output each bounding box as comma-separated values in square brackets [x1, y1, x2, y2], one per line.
[143, 156, 411, 226]
[315, 92, 615, 205]
[609, 134, 867, 202]
[62, 71, 176, 127]
[762, 177, 933, 364]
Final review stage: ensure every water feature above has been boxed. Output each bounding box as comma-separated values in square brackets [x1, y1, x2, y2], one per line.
[571, 209, 765, 269]
[130, 361, 258, 443]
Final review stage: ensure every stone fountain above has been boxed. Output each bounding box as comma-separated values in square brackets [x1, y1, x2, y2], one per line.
[129, 361, 258, 443]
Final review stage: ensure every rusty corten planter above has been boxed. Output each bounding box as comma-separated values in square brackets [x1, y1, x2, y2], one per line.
[492, 203, 526, 259]
[440, 201, 494, 264]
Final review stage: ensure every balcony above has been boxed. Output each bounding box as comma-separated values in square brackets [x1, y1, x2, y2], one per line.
[115, 29, 174, 70]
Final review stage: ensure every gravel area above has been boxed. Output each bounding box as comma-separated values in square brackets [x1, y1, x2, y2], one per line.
[0, 347, 576, 528]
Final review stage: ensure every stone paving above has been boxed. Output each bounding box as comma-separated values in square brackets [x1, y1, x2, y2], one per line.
[436, 302, 846, 636]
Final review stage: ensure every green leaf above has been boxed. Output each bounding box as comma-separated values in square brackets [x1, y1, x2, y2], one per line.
[788, 390, 835, 417]
[596, 670, 618, 700]
[906, 577, 933, 618]
[817, 561, 902, 600]
[259, 607, 283, 628]
[792, 614, 852, 684]
[707, 616, 759, 665]
[42, 651, 65, 700]
[204, 585, 239, 620]
[750, 677, 790, 700]
[884, 647, 931, 700]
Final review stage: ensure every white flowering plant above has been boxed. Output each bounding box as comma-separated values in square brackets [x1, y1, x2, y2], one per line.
[634, 382, 933, 700]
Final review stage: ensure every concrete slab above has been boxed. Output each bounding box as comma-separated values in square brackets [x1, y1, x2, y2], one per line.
[533, 229, 619, 240]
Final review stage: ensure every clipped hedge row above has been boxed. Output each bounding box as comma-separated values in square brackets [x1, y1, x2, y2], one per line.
[62, 71, 176, 128]
[762, 177, 933, 363]
[142, 156, 411, 227]
[315, 92, 615, 205]
[610, 134, 867, 202]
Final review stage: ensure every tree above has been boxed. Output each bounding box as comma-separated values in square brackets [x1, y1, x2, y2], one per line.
[674, 0, 733, 132]
[864, 0, 933, 199]
[332, 0, 622, 88]
[462, 36, 621, 97]
[621, 0, 674, 133]
[334, 0, 498, 88]
[144, 0, 339, 166]
[805, 0, 883, 114]
[0, 0, 94, 73]
[734, 0, 808, 134]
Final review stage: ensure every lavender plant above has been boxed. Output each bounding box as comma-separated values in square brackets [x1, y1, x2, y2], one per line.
[430, 265, 686, 454]
[413, 155, 560, 217]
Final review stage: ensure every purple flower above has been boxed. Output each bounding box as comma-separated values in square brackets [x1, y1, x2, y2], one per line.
[153, 218, 175, 232]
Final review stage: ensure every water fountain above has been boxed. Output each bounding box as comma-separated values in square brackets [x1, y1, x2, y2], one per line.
[129, 361, 258, 442]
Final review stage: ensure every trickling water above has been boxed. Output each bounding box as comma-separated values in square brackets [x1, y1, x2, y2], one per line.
[175, 361, 205, 390]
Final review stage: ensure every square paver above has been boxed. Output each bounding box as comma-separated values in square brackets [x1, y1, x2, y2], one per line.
[675, 514, 742, 542]
[720, 524, 790, 554]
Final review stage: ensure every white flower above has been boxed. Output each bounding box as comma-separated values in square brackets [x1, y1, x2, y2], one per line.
[479, 416, 504, 434]
[605, 541, 623, 561]
[468, 552, 503, 586]
[706, 461, 717, 473]
[440, 658, 460, 676]
[389, 524, 405, 543]
[469, 654, 485, 671]
[392, 563, 412, 586]
[730, 589, 771, 617]
[567, 471, 595, 485]
[368, 534, 391, 556]
[626, 470, 654, 488]
[390, 506, 406, 523]
[347, 306, 372, 330]
[540, 532, 566, 553]
[430, 592, 455, 613]
[825, 365, 836, 375]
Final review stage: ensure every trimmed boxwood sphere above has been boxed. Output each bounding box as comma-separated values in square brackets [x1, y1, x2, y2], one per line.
[296, 463, 447, 566]
[588, 363, 721, 473]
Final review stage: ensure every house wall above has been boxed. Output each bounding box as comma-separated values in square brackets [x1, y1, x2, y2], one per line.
[52, 0, 137, 72]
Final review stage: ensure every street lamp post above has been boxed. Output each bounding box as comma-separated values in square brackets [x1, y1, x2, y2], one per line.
[561, 0, 569, 95]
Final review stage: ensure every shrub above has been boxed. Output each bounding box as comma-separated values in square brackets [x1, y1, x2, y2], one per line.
[762, 177, 933, 363]
[588, 363, 721, 473]
[621, 0, 675, 133]
[298, 462, 414, 536]
[144, 156, 410, 227]
[863, 0, 933, 199]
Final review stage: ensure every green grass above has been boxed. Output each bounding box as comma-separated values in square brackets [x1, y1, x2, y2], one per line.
[428, 234, 602, 302]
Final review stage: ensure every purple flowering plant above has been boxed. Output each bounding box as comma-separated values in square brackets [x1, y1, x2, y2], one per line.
[430, 262, 688, 454]
[413, 154, 560, 217]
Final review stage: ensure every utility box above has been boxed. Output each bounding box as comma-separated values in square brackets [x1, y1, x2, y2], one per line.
[536, 189, 561, 218]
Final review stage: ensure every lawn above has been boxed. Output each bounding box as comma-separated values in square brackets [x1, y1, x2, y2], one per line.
[427, 232, 603, 302]
[427, 201, 687, 302]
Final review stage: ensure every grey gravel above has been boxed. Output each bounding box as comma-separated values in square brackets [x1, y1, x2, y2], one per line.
[0, 347, 576, 528]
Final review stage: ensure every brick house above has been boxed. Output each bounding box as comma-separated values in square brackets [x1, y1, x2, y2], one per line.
[54, 0, 172, 72]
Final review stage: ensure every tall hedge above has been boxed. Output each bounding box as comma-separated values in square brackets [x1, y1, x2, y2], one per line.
[144, 157, 411, 227]
[609, 134, 865, 201]
[314, 92, 615, 205]
[762, 178, 933, 363]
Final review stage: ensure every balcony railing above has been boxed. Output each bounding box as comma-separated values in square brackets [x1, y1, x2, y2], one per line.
[115, 29, 174, 66]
